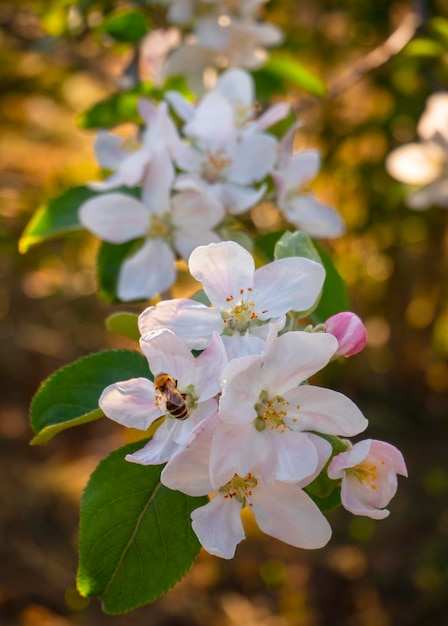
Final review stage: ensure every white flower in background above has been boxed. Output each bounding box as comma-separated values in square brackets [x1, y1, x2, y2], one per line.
[168, 83, 278, 214]
[138, 240, 326, 358]
[328, 439, 407, 519]
[139, 28, 181, 86]
[89, 100, 180, 191]
[386, 92, 448, 209]
[79, 151, 224, 302]
[210, 331, 368, 488]
[272, 127, 345, 238]
[99, 329, 227, 465]
[161, 415, 333, 559]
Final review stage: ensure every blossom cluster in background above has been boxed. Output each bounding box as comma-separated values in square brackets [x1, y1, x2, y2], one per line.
[79, 68, 344, 302]
[386, 92, 448, 209]
[99, 241, 407, 559]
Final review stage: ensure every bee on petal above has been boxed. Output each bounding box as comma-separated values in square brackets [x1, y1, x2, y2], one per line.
[154, 373, 189, 420]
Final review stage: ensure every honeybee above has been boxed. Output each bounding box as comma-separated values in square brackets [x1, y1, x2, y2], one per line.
[154, 373, 189, 420]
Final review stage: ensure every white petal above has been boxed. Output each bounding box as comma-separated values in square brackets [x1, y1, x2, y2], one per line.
[260, 332, 338, 395]
[79, 193, 148, 243]
[284, 150, 321, 187]
[272, 430, 319, 482]
[118, 148, 152, 187]
[221, 332, 268, 359]
[253, 102, 290, 132]
[386, 142, 443, 185]
[94, 132, 126, 169]
[283, 195, 345, 238]
[175, 229, 222, 261]
[340, 474, 390, 520]
[214, 67, 254, 108]
[165, 90, 196, 123]
[140, 328, 194, 386]
[406, 179, 448, 209]
[172, 188, 224, 229]
[252, 257, 325, 318]
[194, 332, 228, 400]
[126, 420, 180, 465]
[417, 92, 448, 142]
[188, 241, 255, 308]
[141, 147, 174, 214]
[99, 378, 162, 430]
[219, 181, 266, 214]
[138, 299, 223, 351]
[228, 133, 277, 184]
[219, 355, 263, 424]
[117, 239, 176, 302]
[252, 481, 332, 549]
[184, 91, 236, 147]
[285, 385, 368, 436]
[191, 495, 245, 559]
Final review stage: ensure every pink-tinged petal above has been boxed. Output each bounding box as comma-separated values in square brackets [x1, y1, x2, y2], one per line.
[252, 257, 325, 318]
[251, 481, 332, 549]
[285, 385, 368, 437]
[283, 195, 345, 238]
[117, 239, 176, 302]
[174, 229, 222, 261]
[219, 355, 263, 424]
[228, 134, 277, 184]
[140, 328, 194, 387]
[297, 433, 333, 488]
[284, 149, 321, 187]
[136, 97, 157, 124]
[210, 422, 271, 489]
[214, 67, 254, 109]
[188, 241, 255, 308]
[191, 495, 245, 559]
[407, 179, 448, 209]
[94, 132, 126, 169]
[277, 122, 303, 169]
[138, 299, 223, 351]
[196, 18, 230, 49]
[340, 473, 391, 519]
[327, 440, 371, 478]
[221, 332, 268, 359]
[370, 440, 408, 477]
[184, 92, 236, 147]
[260, 332, 338, 395]
[119, 148, 152, 187]
[161, 416, 216, 496]
[271, 430, 319, 482]
[386, 142, 443, 185]
[125, 420, 180, 465]
[194, 333, 228, 400]
[172, 188, 224, 228]
[99, 377, 162, 430]
[219, 181, 266, 214]
[141, 148, 174, 214]
[325, 312, 367, 357]
[79, 193, 149, 243]
[165, 90, 196, 123]
[253, 102, 290, 132]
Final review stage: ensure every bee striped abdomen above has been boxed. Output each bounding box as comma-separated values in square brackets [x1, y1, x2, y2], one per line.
[166, 397, 189, 420]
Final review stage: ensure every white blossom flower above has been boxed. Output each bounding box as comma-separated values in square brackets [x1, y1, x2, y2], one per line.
[272, 127, 345, 238]
[161, 414, 332, 559]
[210, 331, 368, 487]
[99, 330, 227, 465]
[138, 240, 326, 358]
[90, 100, 181, 191]
[328, 439, 407, 519]
[386, 92, 448, 209]
[79, 152, 224, 301]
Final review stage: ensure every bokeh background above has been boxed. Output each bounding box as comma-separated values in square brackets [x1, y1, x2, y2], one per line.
[1, 0, 448, 624]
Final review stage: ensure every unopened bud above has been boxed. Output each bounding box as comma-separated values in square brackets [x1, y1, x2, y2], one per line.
[324, 312, 367, 357]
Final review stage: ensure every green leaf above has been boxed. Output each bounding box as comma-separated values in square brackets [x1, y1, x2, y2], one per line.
[311, 243, 350, 324]
[306, 485, 341, 513]
[30, 349, 149, 444]
[403, 37, 445, 58]
[103, 9, 148, 43]
[97, 239, 143, 303]
[78, 92, 146, 129]
[274, 230, 322, 264]
[261, 53, 327, 97]
[19, 186, 94, 252]
[106, 312, 140, 341]
[77, 441, 207, 613]
[255, 229, 287, 261]
[430, 17, 448, 45]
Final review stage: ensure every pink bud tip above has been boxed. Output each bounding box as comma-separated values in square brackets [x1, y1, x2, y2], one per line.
[324, 312, 367, 357]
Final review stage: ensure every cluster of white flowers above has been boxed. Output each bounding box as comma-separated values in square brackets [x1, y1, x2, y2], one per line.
[99, 241, 407, 559]
[386, 92, 448, 209]
[141, 0, 283, 91]
[79, 68, 344, 301]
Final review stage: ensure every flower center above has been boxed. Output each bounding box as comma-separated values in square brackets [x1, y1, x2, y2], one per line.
[218, 472, 258, 507]
[202, 149, 232, 183]
[350, 460, 385, 491]
[147, 213, 174, 241]
[254, 389, 290, 432]
[222, 288, 268, 335]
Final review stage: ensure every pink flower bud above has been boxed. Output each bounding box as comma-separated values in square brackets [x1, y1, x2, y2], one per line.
[324, 312, 367, 357]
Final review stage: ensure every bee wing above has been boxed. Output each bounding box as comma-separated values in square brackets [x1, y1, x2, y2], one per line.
[154, 389, 168, 412]
[165, 388, 185, 407]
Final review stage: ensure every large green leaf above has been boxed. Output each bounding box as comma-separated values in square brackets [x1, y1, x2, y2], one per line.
[78, 92, 147, 129]
[274, 230, 321, 264]
[102, 9, 148, 43]
[19, 186, 94, 252]
[106, 312, 140, 341]
[30, 349, 149, 444]
[311, 243, 350, 323]
[97, 239, 143, 303]
[261, 52, 327, 97]
[77, 442, 207, 613]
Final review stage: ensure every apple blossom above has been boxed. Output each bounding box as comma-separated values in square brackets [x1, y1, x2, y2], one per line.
[99, 330, 227, 465]
[386, 92, 448, 209]
[327, 439, 408, 519]
[210, 331, 368, 487]
[272, 127, 345, 237]
[324, 312, 367, 357]
[138, 240, 326, 358]
[161, 414, 332, 559]
[79, 151, 224, 301]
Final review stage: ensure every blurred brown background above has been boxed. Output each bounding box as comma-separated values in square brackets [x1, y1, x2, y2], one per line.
[1, 1, 448, 624]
